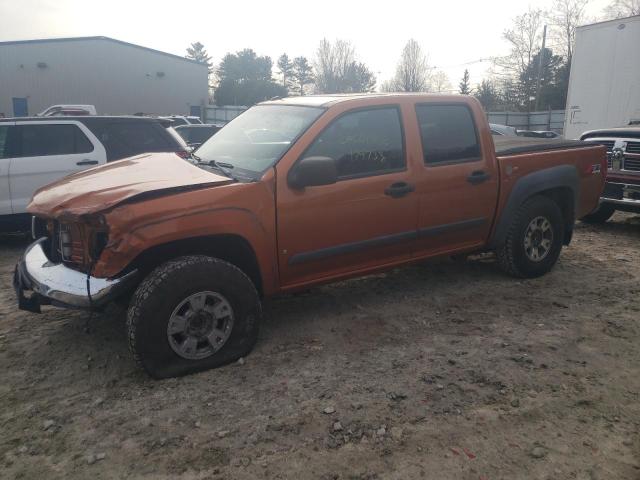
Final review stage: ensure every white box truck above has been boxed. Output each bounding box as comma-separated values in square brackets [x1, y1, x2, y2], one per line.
[564, 15, 640, 140]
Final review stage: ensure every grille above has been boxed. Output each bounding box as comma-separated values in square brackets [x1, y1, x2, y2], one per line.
[598, 140, 615, 151]
[585, 140, 614, 168]
[623, 157, 640, 172]
[626, 141, 640, 154]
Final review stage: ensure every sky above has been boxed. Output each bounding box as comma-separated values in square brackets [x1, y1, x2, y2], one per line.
[0, 0, 612, 91]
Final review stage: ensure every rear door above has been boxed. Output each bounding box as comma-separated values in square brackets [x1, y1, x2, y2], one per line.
[412, 102, 499, 258]
[0, 123, 14, 215]
[8, 121, 106, 214]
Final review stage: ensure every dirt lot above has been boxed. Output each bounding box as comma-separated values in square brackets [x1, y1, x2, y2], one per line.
[1, 214, 639, 480]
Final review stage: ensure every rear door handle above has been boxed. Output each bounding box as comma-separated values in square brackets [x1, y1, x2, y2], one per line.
[384, 182, 414, 198]
[467, 170, 490, 185]
[76, 160, 99, 166]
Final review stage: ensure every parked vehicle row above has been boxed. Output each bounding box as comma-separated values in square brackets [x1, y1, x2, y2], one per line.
[0, 116, 189, 231]
[13, 94, 606, 379]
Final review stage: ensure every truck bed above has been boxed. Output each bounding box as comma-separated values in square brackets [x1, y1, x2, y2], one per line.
[494, 136, 588, 156]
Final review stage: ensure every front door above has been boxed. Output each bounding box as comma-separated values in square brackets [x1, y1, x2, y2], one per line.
[8, 121, 106, 213]
[276, 105, 419, 289]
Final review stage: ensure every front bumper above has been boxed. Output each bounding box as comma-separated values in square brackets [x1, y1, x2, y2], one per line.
[601, 181, 640, 211]
[14, 238, 138, 313]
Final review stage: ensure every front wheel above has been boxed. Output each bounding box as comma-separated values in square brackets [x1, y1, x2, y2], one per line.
[496, 195, 565, 278]
[126, 256, 261, 379]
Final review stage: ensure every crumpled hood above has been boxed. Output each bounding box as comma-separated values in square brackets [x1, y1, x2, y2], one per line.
[28, 153, 234, 219]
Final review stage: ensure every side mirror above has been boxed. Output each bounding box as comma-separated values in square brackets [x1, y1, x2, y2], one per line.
[288, 156, 338, 189]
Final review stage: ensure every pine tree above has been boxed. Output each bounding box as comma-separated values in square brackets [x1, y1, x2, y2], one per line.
[186, 42, 212, 74]
[459, 69, 471, 95]
[291, 57, 314, 95]
[277, 54, 294, 91]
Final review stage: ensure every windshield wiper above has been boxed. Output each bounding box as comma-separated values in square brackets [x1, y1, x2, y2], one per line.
[194, 157, 238, 180]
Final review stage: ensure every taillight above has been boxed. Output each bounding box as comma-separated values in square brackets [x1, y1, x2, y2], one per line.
[176, 150, 189, 159]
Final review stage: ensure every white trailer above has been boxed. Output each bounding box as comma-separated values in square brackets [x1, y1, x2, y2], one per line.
[564, 15, 640, 140]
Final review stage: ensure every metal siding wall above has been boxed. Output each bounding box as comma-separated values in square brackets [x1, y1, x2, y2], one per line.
[204, 106, 248, 124]
[0, 39, 208, 116]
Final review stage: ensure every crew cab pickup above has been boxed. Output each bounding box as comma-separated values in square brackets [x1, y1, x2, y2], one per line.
[14, 94, 606, 379]
[580, 127, 640, 222]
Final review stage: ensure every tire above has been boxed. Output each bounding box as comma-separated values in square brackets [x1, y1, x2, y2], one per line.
[126, 255, 261, 379]
[496, 195, 564, 278]
[580, 203, 615, 224]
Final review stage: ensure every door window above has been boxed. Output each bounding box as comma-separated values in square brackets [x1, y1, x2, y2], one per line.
[15, 124, 94, 157]
[416, 104, 480, 164]
[304, 107, 405, 179]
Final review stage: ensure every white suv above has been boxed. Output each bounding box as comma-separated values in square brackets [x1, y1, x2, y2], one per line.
[0, 116, 189, 232]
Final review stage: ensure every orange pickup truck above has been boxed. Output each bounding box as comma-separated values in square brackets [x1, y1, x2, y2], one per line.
[14, 94, 606, 378]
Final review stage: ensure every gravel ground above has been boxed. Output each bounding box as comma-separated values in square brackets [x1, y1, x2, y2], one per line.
[1, 213, 639, 480]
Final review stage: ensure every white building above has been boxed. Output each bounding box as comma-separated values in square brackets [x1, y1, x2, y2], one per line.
[0, 36, 209, 117]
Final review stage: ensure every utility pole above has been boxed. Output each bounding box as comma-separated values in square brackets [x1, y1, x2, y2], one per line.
[534, 24, 547, 112]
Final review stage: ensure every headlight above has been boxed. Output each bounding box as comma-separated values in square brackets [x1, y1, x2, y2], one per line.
[58, 224, 75, 261]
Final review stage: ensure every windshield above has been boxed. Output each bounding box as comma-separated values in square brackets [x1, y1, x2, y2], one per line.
[195, 105, 324, 176]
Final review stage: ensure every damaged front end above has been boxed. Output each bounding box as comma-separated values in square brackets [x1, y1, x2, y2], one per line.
[14, 215, 138, 313]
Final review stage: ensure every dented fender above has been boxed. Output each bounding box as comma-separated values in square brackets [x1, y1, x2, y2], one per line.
[91, 176, 279, 295]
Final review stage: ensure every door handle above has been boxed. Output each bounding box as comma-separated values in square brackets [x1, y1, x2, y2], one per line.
[76, 160, 99, 166]
[384, 182, 414, 198]
[467, 170, 490, 185]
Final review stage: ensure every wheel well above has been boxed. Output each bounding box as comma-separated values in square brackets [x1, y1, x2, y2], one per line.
[128, 235, 263, 296]
[536, 187, 574, 245]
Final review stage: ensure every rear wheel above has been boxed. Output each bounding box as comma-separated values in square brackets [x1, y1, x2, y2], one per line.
[126, 255, 261, 379]
[580, 203, 615, 224]
[497, 195, 564, 278]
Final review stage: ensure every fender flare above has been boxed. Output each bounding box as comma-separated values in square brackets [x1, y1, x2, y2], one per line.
[488, 165, 579, 248]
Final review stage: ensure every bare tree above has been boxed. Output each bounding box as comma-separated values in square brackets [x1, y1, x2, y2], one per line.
[492, 8, 546, 109]
[494, 8, 545, 80]
[547, 0, 590, 63]
[603, 0, 640, 18]
[380, 79, 396, 92]
[313, 39, 376, 93]
[429, 70, 452, 93]
[390, 39, 431, 92]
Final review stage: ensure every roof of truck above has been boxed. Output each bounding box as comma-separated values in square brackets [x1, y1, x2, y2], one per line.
[260, 93, 466, 108]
